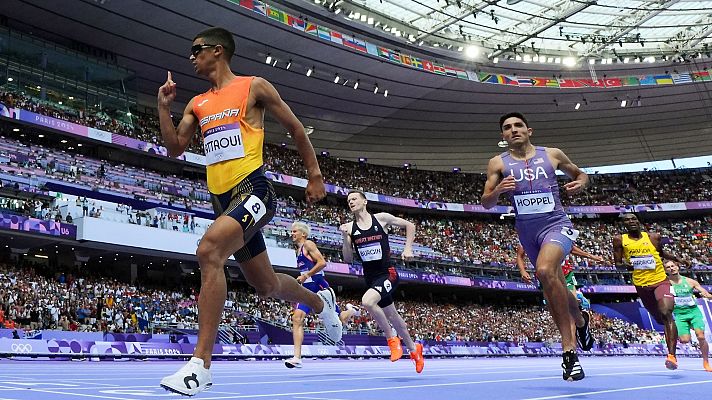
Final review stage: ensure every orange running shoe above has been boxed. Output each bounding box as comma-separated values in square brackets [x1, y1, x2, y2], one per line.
[410, 343, 424, 373]
[704, 361, 712, 372]
[387, 337, 403, 362]
[665, 354, 678, 370]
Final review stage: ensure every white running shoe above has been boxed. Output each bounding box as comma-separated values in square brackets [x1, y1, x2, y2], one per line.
[317, 288, 343, 343]
[160, 357, 212, 396]
[346, 303, 362, 317]
[284, 357, 303, 368]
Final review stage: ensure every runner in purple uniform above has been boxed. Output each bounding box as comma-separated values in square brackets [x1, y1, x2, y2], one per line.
[481, 112, 593, 381]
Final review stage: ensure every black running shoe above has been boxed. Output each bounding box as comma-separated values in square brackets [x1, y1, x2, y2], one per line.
[576, 309, 594, 351]
[562, 350, 585, 381]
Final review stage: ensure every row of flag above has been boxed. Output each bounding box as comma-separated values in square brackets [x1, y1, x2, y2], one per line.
[230, 0, 712, 88]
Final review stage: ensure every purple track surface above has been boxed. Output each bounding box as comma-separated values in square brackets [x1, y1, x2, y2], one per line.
[0, 356, 710, 399]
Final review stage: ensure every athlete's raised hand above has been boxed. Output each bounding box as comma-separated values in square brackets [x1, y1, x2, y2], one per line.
[305, 175, 326, 204]
[158, 71, 177, 107]
[495, 175, 516, 194]
[564, 180, 585, 195]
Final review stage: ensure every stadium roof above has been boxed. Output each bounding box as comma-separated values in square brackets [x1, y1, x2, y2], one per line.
[2, 0, 711, 172]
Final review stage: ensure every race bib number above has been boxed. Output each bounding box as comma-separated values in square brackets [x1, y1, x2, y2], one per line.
[631, 255, 656, 270]
[513, 191, 555, 215]
[243, 195, 267, 225]
[358, 242, 383, 262]
[204, 123, 245, 165]
[674, 296, 696, 307]
[560, 227, 580, 241]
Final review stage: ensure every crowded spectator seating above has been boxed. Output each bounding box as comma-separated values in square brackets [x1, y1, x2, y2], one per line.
[2, 88, 712, 206]
[0, 262, 662, 346]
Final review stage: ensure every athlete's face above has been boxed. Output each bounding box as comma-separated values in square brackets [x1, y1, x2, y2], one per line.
[501, 117, 532, 146]
[290, 228, 305, 243]
[622, 215, 640, 232]
[190, 38, 220, 75]
[664, 260, 679, 276]
[347, 193, 366, 212]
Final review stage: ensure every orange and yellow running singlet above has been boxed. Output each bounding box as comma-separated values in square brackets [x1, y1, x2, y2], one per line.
[192, 76, 264, 194]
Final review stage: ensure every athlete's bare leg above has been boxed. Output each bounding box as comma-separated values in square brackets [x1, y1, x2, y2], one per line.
[291, 309, 307, 360]
[536, 244, 578, 352]
[382, 304, 416, 352]
[361, 289, 396, 339]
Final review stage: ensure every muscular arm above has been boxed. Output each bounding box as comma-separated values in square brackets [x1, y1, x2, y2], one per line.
[516, 244, 532, 284]
[252, 78, 322, 181]
[376, 213, 416, 259]
[549, 147, 589, 195]
[688, 278, 712, 299]
[651, 233, 686, 264]
[340, 222, 354, 264]
[303, 240, 327, 276]
[159, 98, 198, 158]
[481, 156, 507, 209]
[571, 245, 604, 262]
[612, 235, 632, 270]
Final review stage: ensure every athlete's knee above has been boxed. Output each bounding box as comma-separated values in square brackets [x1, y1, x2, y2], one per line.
[196, 238, 224, 269]
[679, 335, 691, 343]
[696, 333, 706, 342]
[361, 297, 378, 310]
[292, 312, 305, 326]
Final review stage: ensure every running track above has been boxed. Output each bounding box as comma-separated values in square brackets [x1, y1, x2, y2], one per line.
[0, 357, 709, 399]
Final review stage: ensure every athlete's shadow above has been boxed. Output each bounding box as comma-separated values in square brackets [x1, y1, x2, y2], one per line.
[382, 377, 423, 383]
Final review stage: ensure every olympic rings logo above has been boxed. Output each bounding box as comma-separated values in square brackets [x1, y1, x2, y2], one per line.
[11, 343, 33, 353]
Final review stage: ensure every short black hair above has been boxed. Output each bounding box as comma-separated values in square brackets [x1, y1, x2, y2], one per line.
[499, 112, 529, 132]
[194, 27, 235, 61]
[347, 190, 367, 200]
[621, 213, 638, 220]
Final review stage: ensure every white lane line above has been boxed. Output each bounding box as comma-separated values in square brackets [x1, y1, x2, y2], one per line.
[520, 379, 712, 399]
[0, 364, 654, 391]
[293, 396, 347, 400]
[190, 369, 669, 400]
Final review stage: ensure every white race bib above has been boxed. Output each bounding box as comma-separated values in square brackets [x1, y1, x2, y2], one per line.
[631, 255, 656, 270]
[244, 195, 267, 225]
[514, 191, 555, 215]
[358, 242, 383, 262]
[560, 227, 580, 241]
[204, 123, 245, 165]
[675, 296, 696, 307]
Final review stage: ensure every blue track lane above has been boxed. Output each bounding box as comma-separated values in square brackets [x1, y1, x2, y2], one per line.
[0, 356, 710, 399]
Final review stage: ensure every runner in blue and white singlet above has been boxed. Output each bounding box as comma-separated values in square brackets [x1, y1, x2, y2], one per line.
[481, 112, 592, 382]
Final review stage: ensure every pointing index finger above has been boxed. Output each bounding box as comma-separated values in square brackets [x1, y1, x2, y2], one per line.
[167, 71, 173, 83]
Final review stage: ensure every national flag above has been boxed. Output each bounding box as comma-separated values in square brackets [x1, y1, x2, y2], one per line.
[456, 70, 468, 80]
[317, 26, 331, 41]
[603, 78, 622, 88]
[365, 42, 379, 56]
[557, 79, 585, 88]
[377, 47, 391, 59]
[432, 63, 446, 75]
[478, 73, 498, 84]
[267, 6, 287, 24]
[288, 15, 305, 31]
[400, 54, 412, 66]
[411, 57, 423, 70]
[654, 75, 673, 85]
[422, 60, 435, 73]
[238, 0, 253, 9]
[671, 73, 692, 84]
[621, 76, 639, 86]
[444, 67, 458, 77]
[498, 75, 518, 86]
[577, 79, 605, 88]
[692, 71, 711, 82]
[532, 77, 559, 87]
[330, 31, 343, 45]
[466, 70, 478, 81]
[352, 37, 367, 53]
[253, 0, 266, 15]
[517, 78, 533, 86]
[305, 23, 318, 36]
[389, 51, 401, 64]
[639, 75, 656, 85]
